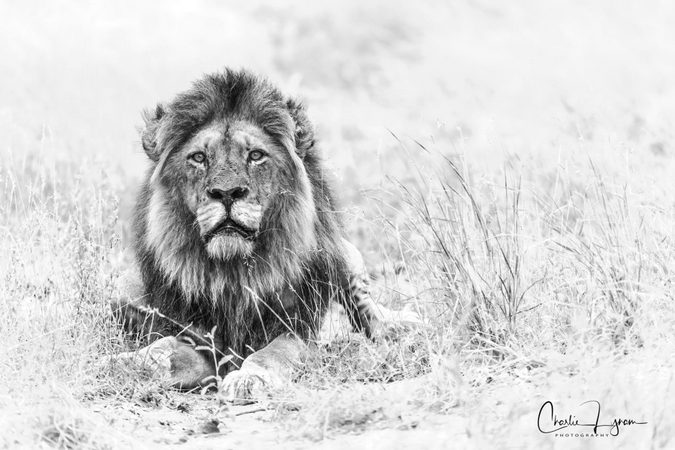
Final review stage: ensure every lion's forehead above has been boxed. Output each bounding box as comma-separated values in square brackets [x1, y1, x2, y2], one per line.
[182, 125, 223, 153]
[187, 120, 274, 153]
[229, 123, 272, 149]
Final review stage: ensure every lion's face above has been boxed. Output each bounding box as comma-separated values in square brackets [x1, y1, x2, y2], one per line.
[138, 70, 324, 300]
[163, 120, 290, 260]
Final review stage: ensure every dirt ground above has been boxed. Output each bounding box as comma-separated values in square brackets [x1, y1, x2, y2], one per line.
[84, 344, 672, 449]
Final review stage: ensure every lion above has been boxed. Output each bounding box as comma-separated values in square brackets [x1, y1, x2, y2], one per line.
[113, 68, 387, 403]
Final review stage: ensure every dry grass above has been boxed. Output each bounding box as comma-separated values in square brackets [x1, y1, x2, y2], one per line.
[2, 124, 674, 449]
[395, 152, 675, 354]
[258, 144, 675, 445]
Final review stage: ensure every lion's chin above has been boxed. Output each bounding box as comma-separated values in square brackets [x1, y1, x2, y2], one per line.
[206, 234, 254, 260]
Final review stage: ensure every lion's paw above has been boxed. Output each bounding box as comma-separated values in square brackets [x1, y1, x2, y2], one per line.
[107, 336, 176, 378]
[219, 366, 280, 405]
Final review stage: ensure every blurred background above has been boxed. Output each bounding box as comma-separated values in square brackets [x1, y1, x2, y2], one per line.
[2, 0, 675, 252]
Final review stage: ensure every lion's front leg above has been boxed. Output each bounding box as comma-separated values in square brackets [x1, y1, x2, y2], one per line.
[115, 336, 216, 390]
[219, 333, 307, 405]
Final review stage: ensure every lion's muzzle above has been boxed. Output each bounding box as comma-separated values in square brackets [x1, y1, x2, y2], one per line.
[197, 201, 263, 242]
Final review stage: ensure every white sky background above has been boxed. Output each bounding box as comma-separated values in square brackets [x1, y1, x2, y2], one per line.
[2, 0, 674, 191]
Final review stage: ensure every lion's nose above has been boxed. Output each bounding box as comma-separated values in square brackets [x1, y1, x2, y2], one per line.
[207, 186, 250, 203]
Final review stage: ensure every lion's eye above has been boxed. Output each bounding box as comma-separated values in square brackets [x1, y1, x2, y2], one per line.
[249, 150, 266, 162]
[189, 152, 206, 164]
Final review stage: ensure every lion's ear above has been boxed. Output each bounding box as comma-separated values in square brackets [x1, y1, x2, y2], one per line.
[286, 98, 315, 159]
[141, 104, 166, 162]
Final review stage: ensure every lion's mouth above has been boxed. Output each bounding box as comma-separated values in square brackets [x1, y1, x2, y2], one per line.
[206, 218, 256, 241]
